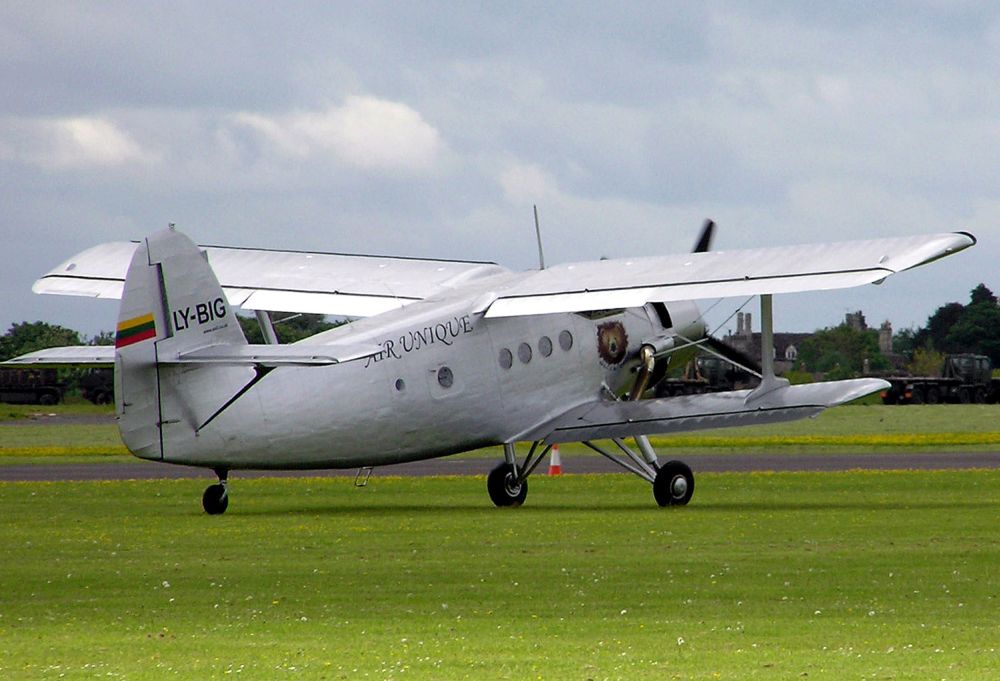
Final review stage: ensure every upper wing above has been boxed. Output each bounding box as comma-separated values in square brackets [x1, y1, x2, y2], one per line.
[32, 231, 974, 319]
[33, 241, 507, 317]
[484, 232, 975, 317]
[520, 378, 888, 443]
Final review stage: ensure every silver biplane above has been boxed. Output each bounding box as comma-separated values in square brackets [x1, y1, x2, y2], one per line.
[6, 223, 975, 513]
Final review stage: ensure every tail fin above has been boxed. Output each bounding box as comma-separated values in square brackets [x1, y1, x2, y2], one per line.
[116, 227, 252, 462]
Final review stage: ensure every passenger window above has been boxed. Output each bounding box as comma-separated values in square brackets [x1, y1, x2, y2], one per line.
[498, 348, 513, 369]
[539, 336, 553, 357]
[518, 342, 532, 363]
[437, 366, 454, 388]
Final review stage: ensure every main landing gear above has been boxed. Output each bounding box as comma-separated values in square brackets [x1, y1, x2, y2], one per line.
[202, 469, 229, 515]
[488, 436, 695, 508]
[487, 442, 545, 507]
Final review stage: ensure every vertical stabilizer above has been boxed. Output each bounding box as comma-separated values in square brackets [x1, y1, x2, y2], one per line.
[116, 227, 252, 462]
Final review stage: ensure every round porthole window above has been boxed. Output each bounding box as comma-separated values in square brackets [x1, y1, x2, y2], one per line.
[559, 330, 573, 351]
[394, 378, 405, 391]
[498, 348, 513, 369]
[518, 342, 532, 363]
[539, 335, 553, 357]
[437, 366, 454, 388]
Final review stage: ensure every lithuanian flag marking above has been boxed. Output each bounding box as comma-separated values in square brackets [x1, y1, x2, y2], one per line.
[115, 313, 157, 348]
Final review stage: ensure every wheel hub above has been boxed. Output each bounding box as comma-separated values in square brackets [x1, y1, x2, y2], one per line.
[670, 475, 688, 498]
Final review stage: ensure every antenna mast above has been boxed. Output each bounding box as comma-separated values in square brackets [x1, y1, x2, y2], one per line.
[533, 204, 546, 270]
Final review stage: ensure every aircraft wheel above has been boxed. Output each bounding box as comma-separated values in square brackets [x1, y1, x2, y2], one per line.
[654, 460, 694, 507]
[202, 483, 229, 515]
[487, 462, 527, 507]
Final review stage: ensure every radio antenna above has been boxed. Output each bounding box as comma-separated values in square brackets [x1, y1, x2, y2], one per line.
[533, 204, 546, 270]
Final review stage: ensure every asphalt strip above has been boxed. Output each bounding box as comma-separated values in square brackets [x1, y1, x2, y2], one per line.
[3, 452, 1000, 482]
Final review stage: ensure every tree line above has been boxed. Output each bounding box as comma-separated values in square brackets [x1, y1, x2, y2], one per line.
[797, 284, 1000, 379]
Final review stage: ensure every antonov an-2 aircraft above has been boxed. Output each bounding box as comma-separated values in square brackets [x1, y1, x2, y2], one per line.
[6, 223, 975, 514]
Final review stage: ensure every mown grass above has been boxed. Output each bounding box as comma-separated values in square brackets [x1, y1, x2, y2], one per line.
[2, 404, 1000, 461]
[0, 401, 114, 422]
[1, 472, 998, 679]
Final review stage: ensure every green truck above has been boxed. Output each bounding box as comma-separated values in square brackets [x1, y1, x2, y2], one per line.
[880, 353, 1000, 404]
[0, 368, 66, 405]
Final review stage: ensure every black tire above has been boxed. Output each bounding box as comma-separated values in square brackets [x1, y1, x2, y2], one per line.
[975, 388, 988, 404]
[93, 390, 111, 405]
[202, 483, 229, 515]
[910, 388, 923, 405]
[958, 388, 972, 404]
[38, 392, 58, 406]
[487, 463, 527, 507]
[653, 460, 694, 507]
[925, 387, 940, 404]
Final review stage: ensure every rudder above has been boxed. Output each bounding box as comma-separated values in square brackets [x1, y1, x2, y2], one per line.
[116, 227, 253, 462]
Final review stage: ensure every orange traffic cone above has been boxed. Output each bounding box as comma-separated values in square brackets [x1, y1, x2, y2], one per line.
[547, 444, 562, 475]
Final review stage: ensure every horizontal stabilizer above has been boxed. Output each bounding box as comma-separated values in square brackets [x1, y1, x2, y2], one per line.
[3, 343, 379, 368]
[525, 378, 889, 443]
[174, 342, 380, 366]
[3, 346, 115, 367]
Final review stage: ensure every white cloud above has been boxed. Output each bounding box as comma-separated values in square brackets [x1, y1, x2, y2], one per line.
[0, 116, 154, 169]
[234, 96, 443, 173]
[498, 162, 560, 203]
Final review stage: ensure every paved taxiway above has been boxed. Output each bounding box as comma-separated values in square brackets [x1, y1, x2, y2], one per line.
[3, 451, 1000, 482]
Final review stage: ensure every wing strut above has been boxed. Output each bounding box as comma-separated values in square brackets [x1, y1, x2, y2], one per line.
[746, 293, 789, 402]
[255, 310, 280, 345]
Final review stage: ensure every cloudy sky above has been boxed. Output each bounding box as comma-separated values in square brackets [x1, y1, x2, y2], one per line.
[2, 2, 997, 338]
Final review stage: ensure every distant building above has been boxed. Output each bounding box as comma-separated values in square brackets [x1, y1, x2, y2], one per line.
[724, 311, 812, 375]
[721, 309, 904, 375]
[845, 310, 867, 331]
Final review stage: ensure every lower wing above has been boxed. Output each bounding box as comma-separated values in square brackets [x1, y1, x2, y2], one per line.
[521, 378, 888, 443]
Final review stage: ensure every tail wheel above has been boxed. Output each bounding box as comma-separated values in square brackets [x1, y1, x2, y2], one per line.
[487, 462, 527, 507]
[653, 460, 695, 507]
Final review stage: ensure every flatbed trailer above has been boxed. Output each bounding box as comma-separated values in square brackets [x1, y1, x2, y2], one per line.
[880, 354, 1000, 404]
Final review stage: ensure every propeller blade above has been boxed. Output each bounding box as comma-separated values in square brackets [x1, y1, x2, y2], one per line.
[691, 219, 715, 253]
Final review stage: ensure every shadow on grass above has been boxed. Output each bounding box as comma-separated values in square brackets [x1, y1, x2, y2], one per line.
[228, 498, 999, 517]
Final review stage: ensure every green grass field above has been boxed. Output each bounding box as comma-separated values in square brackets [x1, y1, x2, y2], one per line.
[2, 472, 999, 679]
[3, 404, 1000, 462]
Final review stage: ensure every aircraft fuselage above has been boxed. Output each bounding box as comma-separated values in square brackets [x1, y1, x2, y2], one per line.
[140, 282, 704, 470]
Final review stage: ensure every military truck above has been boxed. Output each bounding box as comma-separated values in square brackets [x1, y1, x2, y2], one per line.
[655, 355, 757, 397]
[0, 368, 66, 405]
[79, 368, 114, 405]
[880, 353, 1000, 404]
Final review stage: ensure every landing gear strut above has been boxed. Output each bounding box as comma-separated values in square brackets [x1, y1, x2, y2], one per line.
[202, 469, 229, 515]
[487, 442, 552, 507]
[582, 435, 696, 507]
[488, 437, 696, 508]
